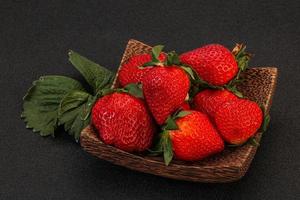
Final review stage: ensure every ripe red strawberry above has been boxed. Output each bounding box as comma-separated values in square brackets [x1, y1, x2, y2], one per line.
[193, 89, 237, 118]
[92, 92, 156, 152]
[214, 99, 263, 144]
[180, 44, 238, 86]
[118, 53, 166, 87]
[142, 66, 190, 125]
[168, 111, 224, 161]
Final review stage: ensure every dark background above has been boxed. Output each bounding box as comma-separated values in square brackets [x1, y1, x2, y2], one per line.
[0, 0, 299, 199]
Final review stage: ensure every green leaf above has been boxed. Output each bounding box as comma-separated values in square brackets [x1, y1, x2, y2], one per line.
[59, 90, 90, 114]
[58, 90, 96, 141]
[124, 83, 144, 98]
[68, 50, 114, 94]
[151, 45, 164, 61]
[162, 132, 173, 166]
[22, 76, 85, 136]
[163, 116, 178, 130]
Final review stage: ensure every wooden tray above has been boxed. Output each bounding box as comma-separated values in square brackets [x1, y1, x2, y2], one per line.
[80, 39, 278, 183]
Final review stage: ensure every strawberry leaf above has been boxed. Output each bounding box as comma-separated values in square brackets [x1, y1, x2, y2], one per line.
[68, 50, 114, 94]
[22, 51, 116, 141]
[22, 76, 85, 136]
[59, 91, 90, 113]
[58, 90, 96, 142]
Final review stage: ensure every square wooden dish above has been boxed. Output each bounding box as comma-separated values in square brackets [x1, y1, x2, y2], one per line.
[80, 39, 278, 183]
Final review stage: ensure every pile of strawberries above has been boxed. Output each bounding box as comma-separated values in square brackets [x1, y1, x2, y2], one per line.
[92, 43, 265, 165]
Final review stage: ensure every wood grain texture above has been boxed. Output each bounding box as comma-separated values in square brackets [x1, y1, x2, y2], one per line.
[80, 39, 278, 183]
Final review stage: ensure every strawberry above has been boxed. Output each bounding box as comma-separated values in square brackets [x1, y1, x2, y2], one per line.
[156, 111, 224, 164]
[180, 44, 238, 86]
[92, 92, 156, 152]
[193, 89, 237, 118]
[118, 53, 166, 87]
[138, 45, 191, 125]
[170, 111, 224, 161]
[214, 99, 263, 144]
[143, 66, 190, 125]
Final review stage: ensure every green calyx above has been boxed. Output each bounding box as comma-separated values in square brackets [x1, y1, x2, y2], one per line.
[225, 84, 244, 98]
[259, 104, 271, 133]
[122, 83, 144, 99]
[245, 108, 270, 147]
[142, 45, 195, 76]
[232, 43, 252, 74]
[22, 50, 115, 142]
[228, 43, 252, 85]
[142, 45, 165, 67]
[91, 81, 144, 100]
[149, 130, 173, 166]
[166, 51, 181, 66]
[188, 69, 224, 99]
[162, 110, 192, 131]
[220, 43, 252, 98]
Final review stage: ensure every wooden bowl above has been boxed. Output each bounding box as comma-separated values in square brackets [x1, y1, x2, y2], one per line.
[80, 39, 278, 183]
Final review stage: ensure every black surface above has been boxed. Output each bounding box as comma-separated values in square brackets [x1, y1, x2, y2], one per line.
[0, 0, 299, 199]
